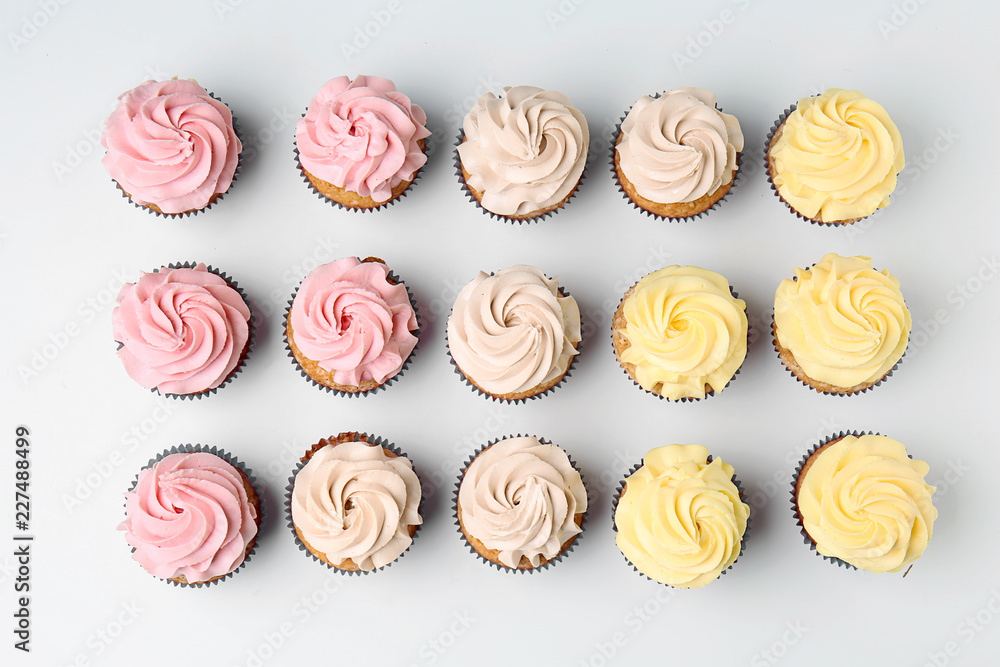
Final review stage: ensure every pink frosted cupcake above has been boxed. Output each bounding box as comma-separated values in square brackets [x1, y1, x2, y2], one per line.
[112, 263, 253, 399]
[295, 75, 430, 210]
[285, 256, 419, 395]
[119, 445, 261, 587]
[101, 79, 242, 217]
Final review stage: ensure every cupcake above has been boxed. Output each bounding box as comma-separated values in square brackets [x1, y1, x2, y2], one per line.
[287, 432, 422, 572]
[285, 256, 419, 395]
[112, 262, 253, 399]
[766, 88, 905, 225]
[613, 88, 743, 220]
[612, 265, 747, 401]
[446, 265, 581, 401]
[773, 253, 910, 395]
[613, 444, 749, 588]
[455, 435, 587, 572]
[119, 445, 261, 586]
[295, 75, 430, 210]
[101, 79, 241, 216]
[792, 432, 937, 573]
[456, 86, 589, 221]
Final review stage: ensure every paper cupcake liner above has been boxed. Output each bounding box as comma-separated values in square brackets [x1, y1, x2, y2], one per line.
[293, 111, 424, 213]
[123, 443, 264, 588]
[113, 261, 255, 400]
[284, 432, 422, 575]
[453, 129, 588, 224]
[283, 262, 420, 397]
[114, 92, 241, 219]
[610, 93, 742, 222]
[611, 456, 751, 587]
[443, 279, 580, 403]
[453, 435, 587, 574]
[611, 284, 748, 402]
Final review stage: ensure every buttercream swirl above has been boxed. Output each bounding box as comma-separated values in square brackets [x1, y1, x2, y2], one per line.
[617, 88, 743, 203]
[112, 263, 251, 395]
[296, 75, 430, 202]
[119, 451, 258, 583]
[447, 265, 581, 396]
[101, 79, 241, 214]
[615, 445, 748, 588]
[289, 258, 418, 387]
[459, 436, 587, 568]
[770, 88, 904, 222]
[458, 86, 589, 216]
[291, 437, 422, 571]
[798, 435, 936, 573]
[774, 253, 910, 389]
[616, 266, 747, 400]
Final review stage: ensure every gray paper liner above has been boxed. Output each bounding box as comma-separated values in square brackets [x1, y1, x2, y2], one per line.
[113, 91, 242, 218]
[122, 444, 263, 588]
[611, 282, 748, 402]
[284, 432, 422, 575]
[611, 455, 751, 587]
[113, 261, 256, 400]
[454, 129, 588, 224]
[293, 111, 425, 212]
[283, 262, 420, 397]
[610, 93, 742, 222]
[453, 435, 588, 574]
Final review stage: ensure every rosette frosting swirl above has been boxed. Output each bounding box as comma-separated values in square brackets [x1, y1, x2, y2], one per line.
[798, 435, 936, 573]
[447, 265, 581, 396]
[617, 266, 747, 400]
[771, 88, 905, 222]
[458, 436, 587, 568]
[112, 264, 251, 395]
[101, 79, 242, 214]
[615, 445, 748, 588]
[289, 258, 418, 387]
[119, 451, 258, 583]
[774, 254, 911, 389]
[458, 86, 589, 216]
[296, 75, 430, 202]
[617, 88, 743, 203]
[291, 437, 422, 571]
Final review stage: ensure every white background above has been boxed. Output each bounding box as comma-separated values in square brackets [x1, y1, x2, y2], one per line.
[2, 1, 999, 665]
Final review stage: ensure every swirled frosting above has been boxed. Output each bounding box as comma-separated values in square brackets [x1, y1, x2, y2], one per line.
[615, 445, 748, 588]
[296, 75, 430, 202]
[617, 266, 747, 400]
[770, 88, 904, 222]
[617, 88, 743, 203]
[101, 79, 241, 214]
[458, 86, 589, 216]
[290, 258, 418, 387]
[119, 451, 258, 583]
[113, 264, 251, 395]
[798, 435, 936, 573]
[459, 436, 587, 568]
[447, 265, 581, 396]
[291, 437, 422, 570]
[774, 254, 910, 389]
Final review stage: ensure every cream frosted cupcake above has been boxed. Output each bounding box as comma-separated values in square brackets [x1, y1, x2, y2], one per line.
[456, 86, 589, 222]
[613, 445, 750, 588]
[101, 79, 241, 217]
[612, 265, 748, 401]
[766, 88, 905, 225]
[455, 435, 587, 572]
[773, 253, 910, 395]
[792, 432, 936, 573]
[287, 432, 422, 573]
[613, 88, 743, 220]
[446, 265, 581, 401]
